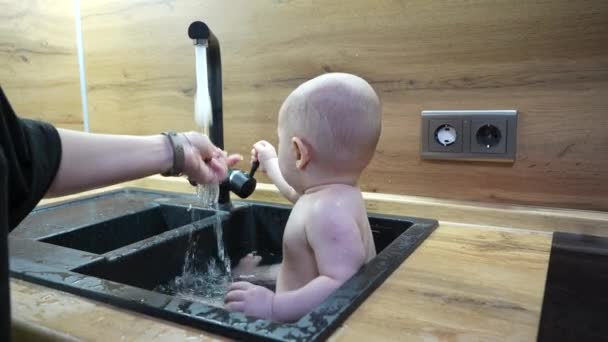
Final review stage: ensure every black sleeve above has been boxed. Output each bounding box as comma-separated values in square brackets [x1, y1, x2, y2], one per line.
[0, 86, 63, 231]
[0, 85, 63, 342]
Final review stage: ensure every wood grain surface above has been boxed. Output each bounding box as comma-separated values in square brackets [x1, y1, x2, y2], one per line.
[2, 0, 606, 209]
[79, 0, 608, 211]
[331, 223, 552, 342]
[11, 279, 225, 341]
[0, 0, 83, 130]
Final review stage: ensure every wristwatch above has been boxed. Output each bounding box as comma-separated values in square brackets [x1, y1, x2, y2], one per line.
[161, 131, 188, 177]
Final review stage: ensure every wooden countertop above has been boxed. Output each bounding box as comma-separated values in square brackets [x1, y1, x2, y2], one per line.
[11, 177, 608, 341]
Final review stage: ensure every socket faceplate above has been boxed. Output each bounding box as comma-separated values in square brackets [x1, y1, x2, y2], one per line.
[420, 110, 518, 162]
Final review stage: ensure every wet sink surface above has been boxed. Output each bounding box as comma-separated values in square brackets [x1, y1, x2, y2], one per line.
[10, 188, 438, 341]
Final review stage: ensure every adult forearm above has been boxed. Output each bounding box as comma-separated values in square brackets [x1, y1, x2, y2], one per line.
[46, 129, 172, 197]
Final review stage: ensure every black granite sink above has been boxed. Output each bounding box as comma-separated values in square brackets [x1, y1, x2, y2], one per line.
[10, 188, 437, 341]
[40, 204, 213, 254]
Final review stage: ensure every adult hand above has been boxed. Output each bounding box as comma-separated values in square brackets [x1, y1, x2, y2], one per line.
[183, 132, 242, 184]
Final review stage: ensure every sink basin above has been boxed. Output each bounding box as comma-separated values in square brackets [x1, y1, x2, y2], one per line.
[10, 188, 437, 341]
[40, 204, 213, 254]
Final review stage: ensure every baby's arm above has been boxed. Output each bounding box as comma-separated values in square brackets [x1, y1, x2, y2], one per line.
[271, 211, 366, 322]
[252, 141, 300, 203]
[225, 210, 365, 322]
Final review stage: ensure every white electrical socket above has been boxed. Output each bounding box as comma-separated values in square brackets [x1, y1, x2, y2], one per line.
[435, 124, 457, 146]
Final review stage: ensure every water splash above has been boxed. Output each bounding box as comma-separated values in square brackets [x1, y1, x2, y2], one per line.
[196, 183, 219, 209]
[195, 183, 230, 274]
[155, 259, 230, 308]
[155, 41, 232, 306]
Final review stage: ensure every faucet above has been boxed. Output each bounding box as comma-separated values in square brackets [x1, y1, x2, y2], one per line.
[188, 21, 258, 206]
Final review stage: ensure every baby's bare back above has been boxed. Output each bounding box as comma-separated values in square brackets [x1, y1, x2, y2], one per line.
[276, 185, 376, 293]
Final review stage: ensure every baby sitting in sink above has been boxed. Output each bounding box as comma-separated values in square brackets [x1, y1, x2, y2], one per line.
[224, 73, 381, 322]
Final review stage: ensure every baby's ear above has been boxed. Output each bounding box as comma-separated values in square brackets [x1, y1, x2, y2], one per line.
[292, 137, 310, 170]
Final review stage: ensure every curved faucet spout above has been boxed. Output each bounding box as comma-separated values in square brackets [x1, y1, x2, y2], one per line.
[188, 21, 257, 207]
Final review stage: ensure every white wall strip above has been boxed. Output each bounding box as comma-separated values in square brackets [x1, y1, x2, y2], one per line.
[74, 0, 90, 132]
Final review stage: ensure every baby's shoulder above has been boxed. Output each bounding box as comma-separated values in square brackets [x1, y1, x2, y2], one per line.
[317, 189, 363, 212]
[306, 192, 352, 215]
[304, 194, 361, 233]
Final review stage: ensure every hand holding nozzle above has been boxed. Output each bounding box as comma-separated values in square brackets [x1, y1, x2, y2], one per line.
[188, 152, 259, 200]
[161, 131, 239, 185]
[179, 133, 240, 186]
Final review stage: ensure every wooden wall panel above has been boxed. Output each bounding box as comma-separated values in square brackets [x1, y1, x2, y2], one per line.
[82, 0, 608, 211]
[0, 0, 83, 130]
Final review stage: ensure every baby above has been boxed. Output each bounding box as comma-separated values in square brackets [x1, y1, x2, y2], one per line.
[224, 73, 382, 322]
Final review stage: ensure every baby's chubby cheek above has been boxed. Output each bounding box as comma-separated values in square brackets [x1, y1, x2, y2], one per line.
[278, 155, 287, 175]
[278, 155, 298, 187]
[277, 146, 290, 174]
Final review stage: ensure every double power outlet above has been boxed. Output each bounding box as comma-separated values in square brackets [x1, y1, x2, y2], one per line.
[420, 110, 518, 162]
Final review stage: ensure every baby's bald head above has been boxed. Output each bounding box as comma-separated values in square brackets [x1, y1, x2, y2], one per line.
[278, 73, 381, 175]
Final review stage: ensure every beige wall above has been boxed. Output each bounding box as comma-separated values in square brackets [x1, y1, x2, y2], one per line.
[0, 0, 83, 130]
[2, 0, 608, 210]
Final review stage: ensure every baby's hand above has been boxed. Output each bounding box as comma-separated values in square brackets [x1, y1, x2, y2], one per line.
[225, 281, 274, 320]
[232, 253, 262, 280]
[252, 140, 277, 173]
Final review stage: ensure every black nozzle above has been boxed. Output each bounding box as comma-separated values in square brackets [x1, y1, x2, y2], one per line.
[227, 171, 256, 199]
[187, 162, 258, 201]
[188, 21, 210, 40]
[226, 161, 259, 199]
